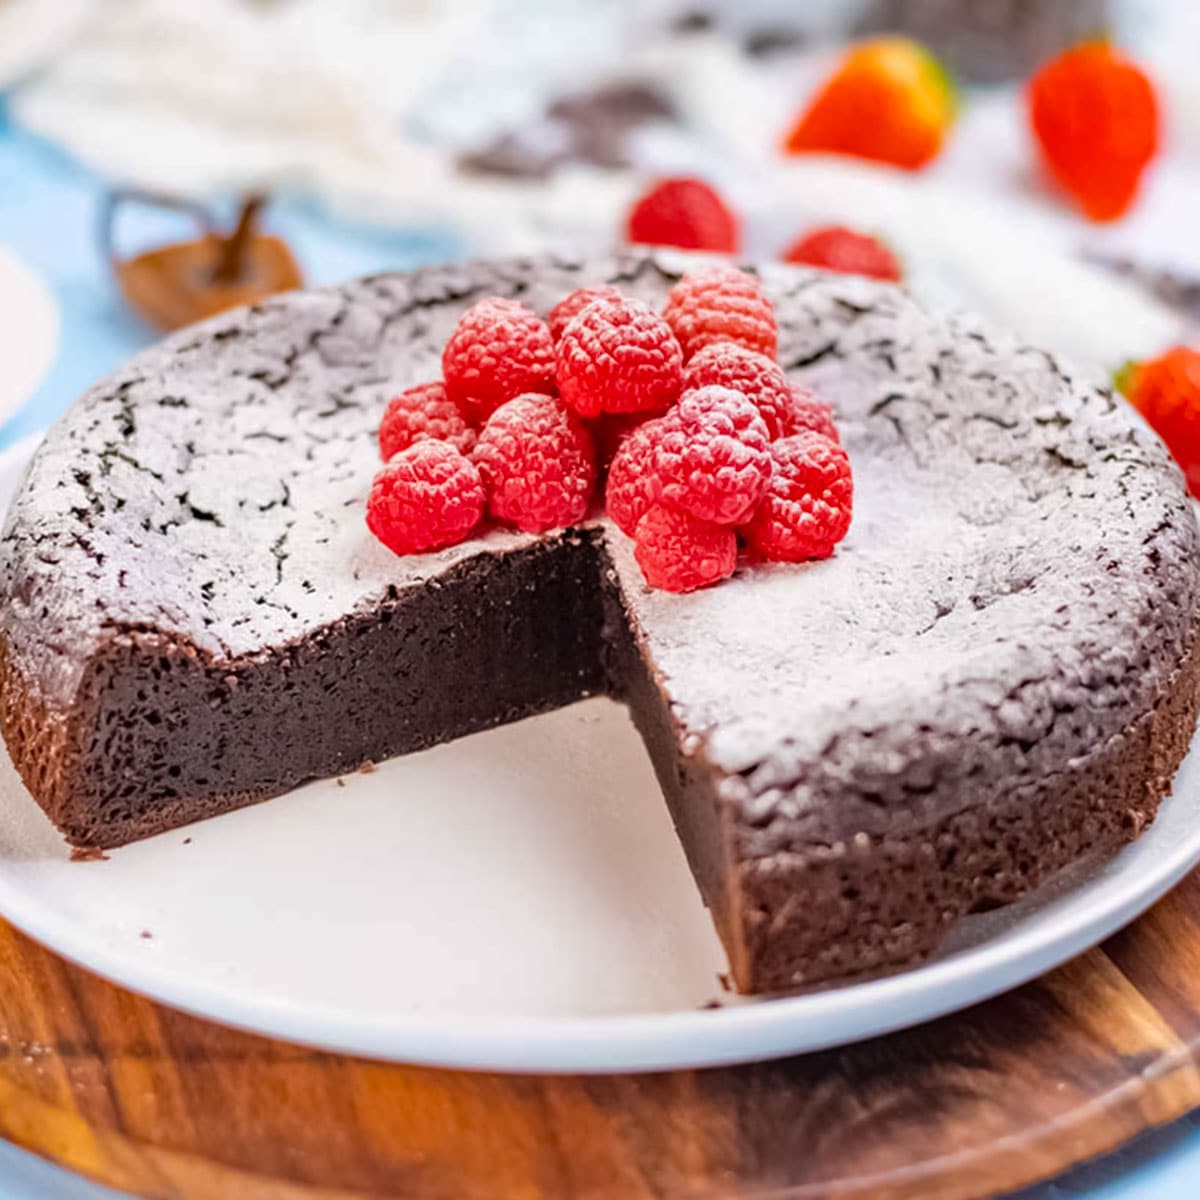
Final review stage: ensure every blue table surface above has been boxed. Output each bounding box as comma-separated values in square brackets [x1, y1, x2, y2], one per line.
[0, 109, 1195, 1199]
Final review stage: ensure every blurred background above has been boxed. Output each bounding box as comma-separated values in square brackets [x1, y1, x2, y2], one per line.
[1, 0, 1199, 453]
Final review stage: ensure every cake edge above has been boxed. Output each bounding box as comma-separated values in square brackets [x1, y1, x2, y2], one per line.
[721, 617, 1200, 991]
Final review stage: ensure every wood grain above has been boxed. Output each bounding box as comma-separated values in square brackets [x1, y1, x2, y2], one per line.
[3, 872, 1200, 1200]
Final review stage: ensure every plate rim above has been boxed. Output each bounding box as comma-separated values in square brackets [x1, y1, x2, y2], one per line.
[0, 249, 59, 433]
[0, 434, 1198, 1072]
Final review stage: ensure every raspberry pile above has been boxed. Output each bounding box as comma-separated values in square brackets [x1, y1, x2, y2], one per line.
[366, 268, 853, 593]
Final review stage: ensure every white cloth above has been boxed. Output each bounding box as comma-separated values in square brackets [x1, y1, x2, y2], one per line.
[9, 0, 1200, 333]
[12, 0, 488, 219]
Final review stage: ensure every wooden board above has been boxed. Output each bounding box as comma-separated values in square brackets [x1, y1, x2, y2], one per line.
[3, 873, 1200, 1200]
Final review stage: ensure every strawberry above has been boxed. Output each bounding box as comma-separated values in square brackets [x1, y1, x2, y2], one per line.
[782, 37, 956, 170]
[1028, 41, 1160, 222]
[1117, 346, 1200, 496]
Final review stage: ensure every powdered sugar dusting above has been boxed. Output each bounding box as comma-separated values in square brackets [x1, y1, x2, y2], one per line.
[613, 272, 1200, 842]
[1, 252, 1197, 844]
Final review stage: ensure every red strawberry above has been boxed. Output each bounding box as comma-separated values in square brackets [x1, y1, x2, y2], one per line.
[783, 37, 957, 170]
[1117, 346, 1200, 496]
[1028, 41, 1159, 222]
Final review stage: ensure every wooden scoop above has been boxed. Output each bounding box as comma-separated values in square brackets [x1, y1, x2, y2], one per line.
[103, 191, 303, 331]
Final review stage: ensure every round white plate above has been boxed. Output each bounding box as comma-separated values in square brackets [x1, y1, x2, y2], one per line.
[0, 248, 58, 432]
[1, 432, 1199, 1073]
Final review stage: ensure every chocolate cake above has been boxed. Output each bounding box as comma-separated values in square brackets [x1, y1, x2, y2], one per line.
[2, 251, 1198, 994]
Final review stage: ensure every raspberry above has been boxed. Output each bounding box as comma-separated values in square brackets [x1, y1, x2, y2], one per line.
[682, 342, 795, 439]
[473, 393, 597, 533]
[378, 381, 477, 460]
[741, 432, 853, 562]
[605, 418, 665, 535]
[556, 296, 683, 418]
[662, 266, 777, 361]
[782, 385, 841, 443]
[783, 225, 903, 282]
[366, 441, 485, 556]
[1117, 346, 1200, 496]
[1029, 42, 1159, 222]
[626, 177, 740, 254]
[442, 297, 555, 420]
[591, 411, 651, 475]
[547, 285, 623, 343]
[633, 505, 737, 593]
[656, 386, 771, 525]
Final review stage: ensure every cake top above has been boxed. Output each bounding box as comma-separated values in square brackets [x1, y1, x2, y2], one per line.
[3, 251, 1197, 840]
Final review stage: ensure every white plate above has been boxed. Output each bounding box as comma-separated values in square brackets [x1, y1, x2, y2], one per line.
[1, 434, 1199, 1072]
[0, 248, 58, 433]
